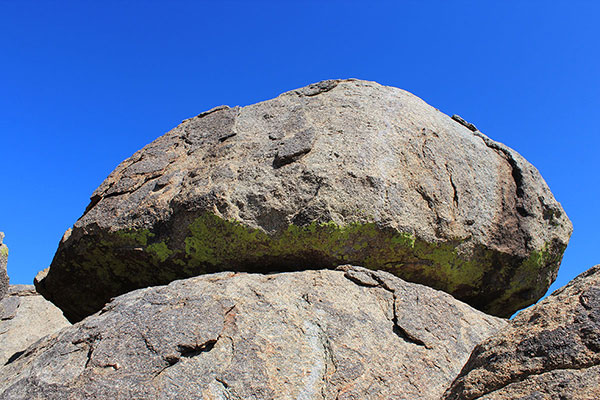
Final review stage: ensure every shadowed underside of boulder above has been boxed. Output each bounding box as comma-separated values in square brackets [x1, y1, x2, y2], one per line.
[36, 79, 572, 322]
[1, 267, 506, 400]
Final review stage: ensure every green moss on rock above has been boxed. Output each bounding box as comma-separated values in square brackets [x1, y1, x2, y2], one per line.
[47, 212, 563, 320]
[488, 242, 567, 316]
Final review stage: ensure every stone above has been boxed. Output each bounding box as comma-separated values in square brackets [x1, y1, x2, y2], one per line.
[0, 285, 70, 366]
[36, 79, 572, 322]
[0, 233, 8, 300]
[451, 114, 478, 132]
[443, 264, 600, 400]
[0, 267, 505, 399]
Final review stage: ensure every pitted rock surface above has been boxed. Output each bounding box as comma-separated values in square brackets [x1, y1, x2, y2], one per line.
[36, 79, 572, 321]
[1, 267, 506, 400]
[0, 233, 8, 300]
[444, 264, 600, 400]
[0, 285, 70, 365]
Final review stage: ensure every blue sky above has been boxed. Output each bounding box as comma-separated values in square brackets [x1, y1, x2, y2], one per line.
[1, 1, 598, 300]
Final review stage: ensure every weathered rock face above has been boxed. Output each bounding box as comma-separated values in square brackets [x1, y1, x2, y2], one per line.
[444, 264, 600, 400]
[36, 79, 572, 321]
[1, 267, 506, 399]
[0, 233, 8, 300]
[0, 285, 70, 365]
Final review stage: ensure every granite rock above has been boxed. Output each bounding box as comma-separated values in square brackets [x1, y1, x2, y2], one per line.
[36, 79, 572, 321]
[444, 264, 600, 400]
[0, 285, 70, 366]
[2, 267, 505, 399]
[0, 233, 8, 300]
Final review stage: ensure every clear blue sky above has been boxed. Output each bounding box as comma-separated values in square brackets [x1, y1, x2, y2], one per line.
[1, 1, 598, 300]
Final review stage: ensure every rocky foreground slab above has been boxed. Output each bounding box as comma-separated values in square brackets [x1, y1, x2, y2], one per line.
[36, 79, 572, 322]
[1, 267, 505, 399]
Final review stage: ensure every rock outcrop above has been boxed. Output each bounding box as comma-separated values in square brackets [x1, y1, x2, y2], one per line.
[1, 267, 506, 399]
[444, 264, 600, 400]
[0, 285, 70, 365]
[0, 233, 8, 300]
[36, 79, 572, 322]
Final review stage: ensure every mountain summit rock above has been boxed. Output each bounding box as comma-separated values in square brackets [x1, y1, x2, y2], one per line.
[35, 79, 572, 322]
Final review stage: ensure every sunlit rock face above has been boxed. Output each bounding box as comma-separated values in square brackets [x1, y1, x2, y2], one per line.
[2, 267, 506, 399]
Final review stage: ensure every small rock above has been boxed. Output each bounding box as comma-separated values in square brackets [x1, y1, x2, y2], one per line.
[0, 233, 8, 300]
[273, 128, 315, 168]
[0, 285, 70, 366]
[451, 114, 478, 132]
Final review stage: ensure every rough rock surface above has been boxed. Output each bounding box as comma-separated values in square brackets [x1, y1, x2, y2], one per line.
[36, 79, 572, 321]
[444, 264, 600, 400]
[0, 233, 8, 300]
[0, 285, 70, 365]
[1, 267, 505, 399]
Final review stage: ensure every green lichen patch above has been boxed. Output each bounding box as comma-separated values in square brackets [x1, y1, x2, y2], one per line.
[147, 242, 173, 263]
[48, 212, 563, 321]
[115, 229, 154, 247]
[487, 241, 568, 316]
[0, 245, 8, 258]
[178, 213, 488, 298]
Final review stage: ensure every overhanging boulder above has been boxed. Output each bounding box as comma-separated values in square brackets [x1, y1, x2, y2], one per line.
[36, 79, 572, 321]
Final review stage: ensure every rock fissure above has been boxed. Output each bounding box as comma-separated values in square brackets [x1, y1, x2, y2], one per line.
[390, 293, 428, 348]
[472, 131, 527, 202]
[343, 268, 429, 347]
[4, 351, 25, 366]
[177, 339, 218, 359]
[416, 186, 435, 211]
[214, 376, 238, 400]
[446, 163, 459, 208]
[83, 339, 98, 369]
[140, 332, 160, 357]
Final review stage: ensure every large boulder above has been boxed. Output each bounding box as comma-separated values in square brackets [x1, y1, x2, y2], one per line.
[443, 264, 600, 400]
[36, 79, 572, 321]
[0, 233, 8, 300]
[0, 285, 70, 365]
[0, 267, 505, 399]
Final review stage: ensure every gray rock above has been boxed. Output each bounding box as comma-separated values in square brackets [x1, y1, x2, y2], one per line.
[0, 285, 70, 366]
[443, 264, 600, 400]
[36, 79, 572, 322]
[0, 233, 8, 300]
[451, 114, 478, 132]
[1, 267, 506, 399]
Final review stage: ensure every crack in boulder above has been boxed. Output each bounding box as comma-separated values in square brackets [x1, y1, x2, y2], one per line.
[341, 267, 428, 348]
